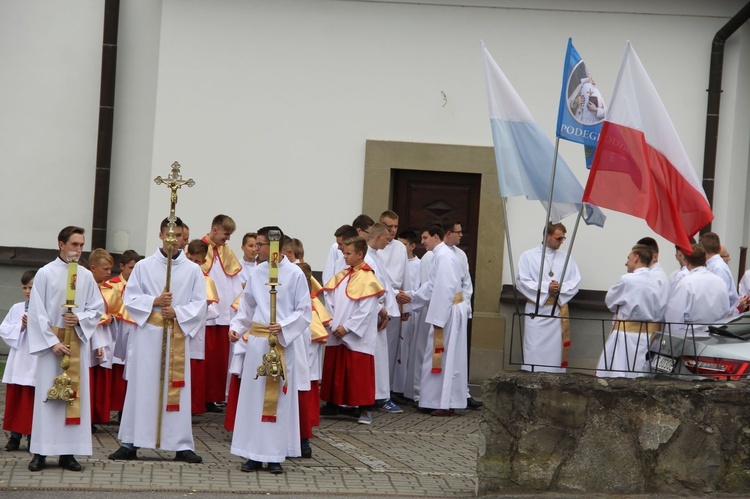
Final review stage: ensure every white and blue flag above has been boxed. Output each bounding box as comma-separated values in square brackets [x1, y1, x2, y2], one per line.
[480, 41, 605, 227]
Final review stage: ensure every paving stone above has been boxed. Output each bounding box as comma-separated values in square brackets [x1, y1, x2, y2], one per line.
[0, 382, 480, 496]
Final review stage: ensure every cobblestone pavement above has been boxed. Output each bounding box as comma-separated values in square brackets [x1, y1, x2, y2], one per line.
[0, 382, 480, 497]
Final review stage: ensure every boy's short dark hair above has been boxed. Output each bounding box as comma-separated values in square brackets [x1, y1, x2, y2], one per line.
[187, 239, 209, 257]
[637, 237, 659, 255]
[257, 226, 285, 244]
[335, 224, 358, 239]
[439, 218, 461, 233]
[242, 232, 257, 246]
[292, 238, 305, 259]
[424, 223, 445, 240]
[398, 230, 419, 246]
[119, 250, 141, 266]
[58, 226, 85, 244]
[699, 232, 721, 254]
[352, 215, 375, 232]
[631, 244, 653, 266]
[160, 217, 184, 233]
[684, 243, 707, 267]
[21, 270, 37, 285]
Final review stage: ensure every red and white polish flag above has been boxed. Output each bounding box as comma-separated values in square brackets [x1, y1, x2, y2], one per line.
[582, 42, 713, 253]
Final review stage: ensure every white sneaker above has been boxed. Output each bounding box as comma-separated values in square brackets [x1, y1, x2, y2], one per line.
[357, 410, 372, 425]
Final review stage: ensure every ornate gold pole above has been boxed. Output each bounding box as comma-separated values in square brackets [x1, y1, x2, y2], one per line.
[45, 252, 79, 404]
[255, 229, 284, 380]
[153, 161, 194, 447]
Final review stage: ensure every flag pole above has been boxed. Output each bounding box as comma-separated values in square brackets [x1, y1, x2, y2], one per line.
[501, 197, 522, 317]
[534, 137, 562, 315]
[551, 203, 584, 316]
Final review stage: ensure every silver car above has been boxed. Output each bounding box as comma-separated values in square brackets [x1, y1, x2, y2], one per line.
[648, 314, 750, 380]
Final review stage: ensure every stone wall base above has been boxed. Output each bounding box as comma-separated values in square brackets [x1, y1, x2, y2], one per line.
[477, 372, 750, 495]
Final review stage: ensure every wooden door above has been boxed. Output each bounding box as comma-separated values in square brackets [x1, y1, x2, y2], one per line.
[391, 169, 482, 363]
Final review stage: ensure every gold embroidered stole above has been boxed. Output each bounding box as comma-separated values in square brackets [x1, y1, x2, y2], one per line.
[243, 322, 288, 422]
[146, 312, 186, 411]
[51, 326, 82, 425]
[431, 293, 464, 373]
[201, 235, 242, 276]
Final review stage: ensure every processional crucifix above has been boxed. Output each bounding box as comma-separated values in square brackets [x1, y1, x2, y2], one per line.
[153, 161, 194, 447]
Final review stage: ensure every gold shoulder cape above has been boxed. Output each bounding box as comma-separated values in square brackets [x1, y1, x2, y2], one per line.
[320, 263, 384, 301]
[201, 235, 242, 276]
[310, 295, 331, 342]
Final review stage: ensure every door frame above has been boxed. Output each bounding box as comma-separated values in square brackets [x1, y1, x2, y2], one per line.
[362, 139, 506, 383]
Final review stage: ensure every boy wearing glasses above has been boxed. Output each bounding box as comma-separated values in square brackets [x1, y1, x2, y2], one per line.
[516, 222, 581, 373]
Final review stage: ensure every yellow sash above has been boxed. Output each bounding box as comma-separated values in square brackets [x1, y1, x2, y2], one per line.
[243, 322, 288, 423]
[146, 312, 186, 411]
[612, 319, 661, 335]
[51, 326, 82, 425]
[201, 236, 242, 276]
[431, 293, 464, 373]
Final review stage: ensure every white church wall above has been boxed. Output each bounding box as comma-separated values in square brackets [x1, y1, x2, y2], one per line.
[1, 0, 747, 296]
[127, 0, 745, 290]
[0, 0, 104, 248]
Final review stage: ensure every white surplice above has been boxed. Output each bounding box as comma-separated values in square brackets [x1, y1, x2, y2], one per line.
[0, 302, 37, 386]
[516, 244, 580, 373]
[664, 266, 730, 337]
[649, 262, 671, 322]
[323, 270, 382, 356]
[596, 267, 661, 378]
[379, 239, 412, 387]
[405, 251, 433, 401]
[707, 254, 739, 313]
[118, 249, 207, 451]
[322, 242, 345, 285]
[392, 256, 421, 394]
[363, 250, 393, 400]
[739, 269, 750, 297]
[28, 258, 104, 456]
[408, 243, 468, 410]
[229, 258, 311, 463]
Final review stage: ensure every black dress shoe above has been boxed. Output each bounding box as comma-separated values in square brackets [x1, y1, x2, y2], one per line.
[301, 439, 312, 458]
[467, 397, 483, 409]
[267, 462, 284, 474]
[174, 450, 203, 463]
[205, 403, 224, 413]
[108, 446, 138, 460]
[240, 459, 262, 472]
[391, 392, 410, 405]
[319, 403, 339, 417]
[28, 454, 46, 472]
[5, 435, 20, 451]
[59, 455, 82, 472]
